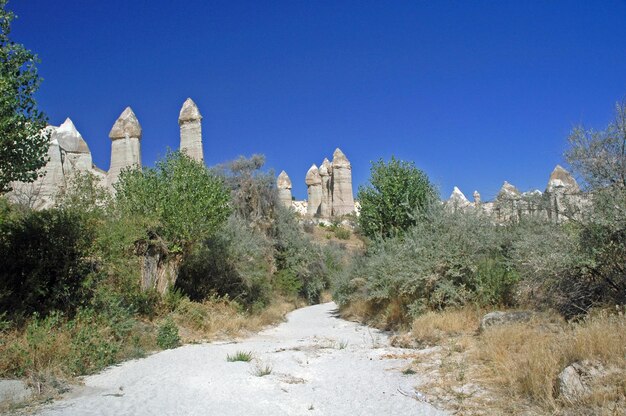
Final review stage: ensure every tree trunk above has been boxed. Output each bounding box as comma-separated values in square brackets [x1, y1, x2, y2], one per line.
[135, 237, 182, 295]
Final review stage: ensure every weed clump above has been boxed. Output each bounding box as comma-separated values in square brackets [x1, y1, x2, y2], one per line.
[226, 351, 253, 362]
[156, 318, 180, 350]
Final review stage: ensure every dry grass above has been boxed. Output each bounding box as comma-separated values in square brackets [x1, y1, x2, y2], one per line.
[410, 307, 481, 346]
[173, 297, 294, 342]
[477, 310, 626, 414]
[0, 297, 294, 411]
[395, 308, 626, 415]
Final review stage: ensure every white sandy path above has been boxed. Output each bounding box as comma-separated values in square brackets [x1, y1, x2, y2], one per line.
[36, 302, 446, 416]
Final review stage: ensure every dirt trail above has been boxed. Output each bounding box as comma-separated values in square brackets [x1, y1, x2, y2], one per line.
[36, 302, 446, 416]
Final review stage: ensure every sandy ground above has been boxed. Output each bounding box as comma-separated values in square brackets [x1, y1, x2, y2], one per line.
[35, 302, 446, 416]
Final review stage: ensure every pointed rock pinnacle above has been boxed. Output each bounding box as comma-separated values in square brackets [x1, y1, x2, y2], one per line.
[178, 98, 202, 124]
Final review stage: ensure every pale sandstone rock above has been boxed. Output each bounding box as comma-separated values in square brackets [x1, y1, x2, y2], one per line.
[291, 200, 308, 216]
[56, 118, 93, 175]
[7, 121, 102, 209]
[331, 148, 355, 216]
[545, 165, 581, 222]
[557, 360, 608, 403]
[497, 181, 521, 199]
[178, 98, 204, 162]
[319, 158, 333, 218]
[107, 107, 142, 189]
[277, 170, 293, 208]
[306, 164, 322, 217]
[479, 310, 534, 332]
[546, 165, 579, 193]
[473, 190, 481, 205]
[446, 186, 471, 209]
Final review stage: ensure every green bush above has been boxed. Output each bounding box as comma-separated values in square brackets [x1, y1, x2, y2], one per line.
[357, 157, 437, 239]
[333, 226, 351, 240]
[177, 215, 273, 306]
[114, 151, 231, 294]
[333, 207, 513, 324]
[156, 318, 180, 349]
[0, 207, 96, 319]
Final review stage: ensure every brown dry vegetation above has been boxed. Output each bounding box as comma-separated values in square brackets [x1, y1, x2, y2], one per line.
[173, 297, 296, 342]
[388, 308, 626, 415]
[0, 297, 294, 411]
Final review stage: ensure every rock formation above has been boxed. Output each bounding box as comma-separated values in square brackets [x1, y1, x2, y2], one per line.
[178, 98, 204, 162]
[7, 119, 104, 209]
[319, 158, 333, 218]
[297, 149, 356, 218]
[473, 191, 481, 206]
[545, 165, 582, 222]
[305, 164, 322, 217]
[107, 107, 142, 189]
[277, 170, 293, 208]
[546, 165, 580, 193]
[446, 186, 472, 210]
[330, 148, 355, 216]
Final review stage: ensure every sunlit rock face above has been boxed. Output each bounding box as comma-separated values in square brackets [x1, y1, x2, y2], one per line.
[107, 107, 142, 189]
[7, 119, 105, 209]
[319, 158, 333, 218]
[277, 170, 293, 208]
[446, 186, 472, 211]
[178, 98, 204, 162]
[545, 165, 584, 222]
[330, 148, 355, 216]
[546, 165, 579, 193]
[305, 164, 322, 217]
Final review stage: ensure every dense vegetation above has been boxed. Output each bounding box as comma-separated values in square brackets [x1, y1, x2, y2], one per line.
[357, 157, 436, 240]
[0, 152, 346, 401]
[0, 1, 49, 192]
[332, 102, 626, 414]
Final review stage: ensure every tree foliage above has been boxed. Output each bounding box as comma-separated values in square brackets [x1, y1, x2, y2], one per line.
[357, 157, 437, 239]
[213, 154, 277, 231]
[0, 207, 96, 318]
[0, 1, 48, 192]
[114, 151, 231, 252]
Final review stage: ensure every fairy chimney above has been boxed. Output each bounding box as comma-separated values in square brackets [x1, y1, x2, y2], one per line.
[331, 148, 355, 216]
[319, 158, 333, 218]
[305, 164, 322, 217]
[107, 107, 142, 188]
[277, 170, 293, 208]
[178, 98, 204, 162]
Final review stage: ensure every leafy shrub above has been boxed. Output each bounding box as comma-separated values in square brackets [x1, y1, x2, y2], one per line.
[156, 318, 180, 349]
[0, 208, 96, 319]
[114, 151, 231, 294]
[357, 157, 437, 239]
[176, 215, 273, 306]
[334, 208, 512, 327]
[213, 154, 278, 232]
[333, 226, 351, 240]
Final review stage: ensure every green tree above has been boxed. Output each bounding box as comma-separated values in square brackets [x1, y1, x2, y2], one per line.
[113, 151, 231, 294]
[561, 101, 626, 315]
[357, 157, 437, 239]
[0, 1, 48, 192]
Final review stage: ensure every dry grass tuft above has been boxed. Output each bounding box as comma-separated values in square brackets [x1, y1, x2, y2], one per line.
[411, 307, 481, 346]
[173, 297, 294, 342]
[388, 307, 626, 415]
[477, 309, 625, 413]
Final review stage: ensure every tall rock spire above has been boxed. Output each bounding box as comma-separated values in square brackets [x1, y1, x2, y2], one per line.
[319, 158, 333, 218]
[178, 98, 204, 162]
[305, 164, 322, 217]
[107, 107, 142, 188]
[330, 148, 355, 216]
[277, 170, 293, 208]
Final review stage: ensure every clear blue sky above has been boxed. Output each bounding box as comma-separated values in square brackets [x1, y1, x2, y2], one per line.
[9, 1, 626, 200]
